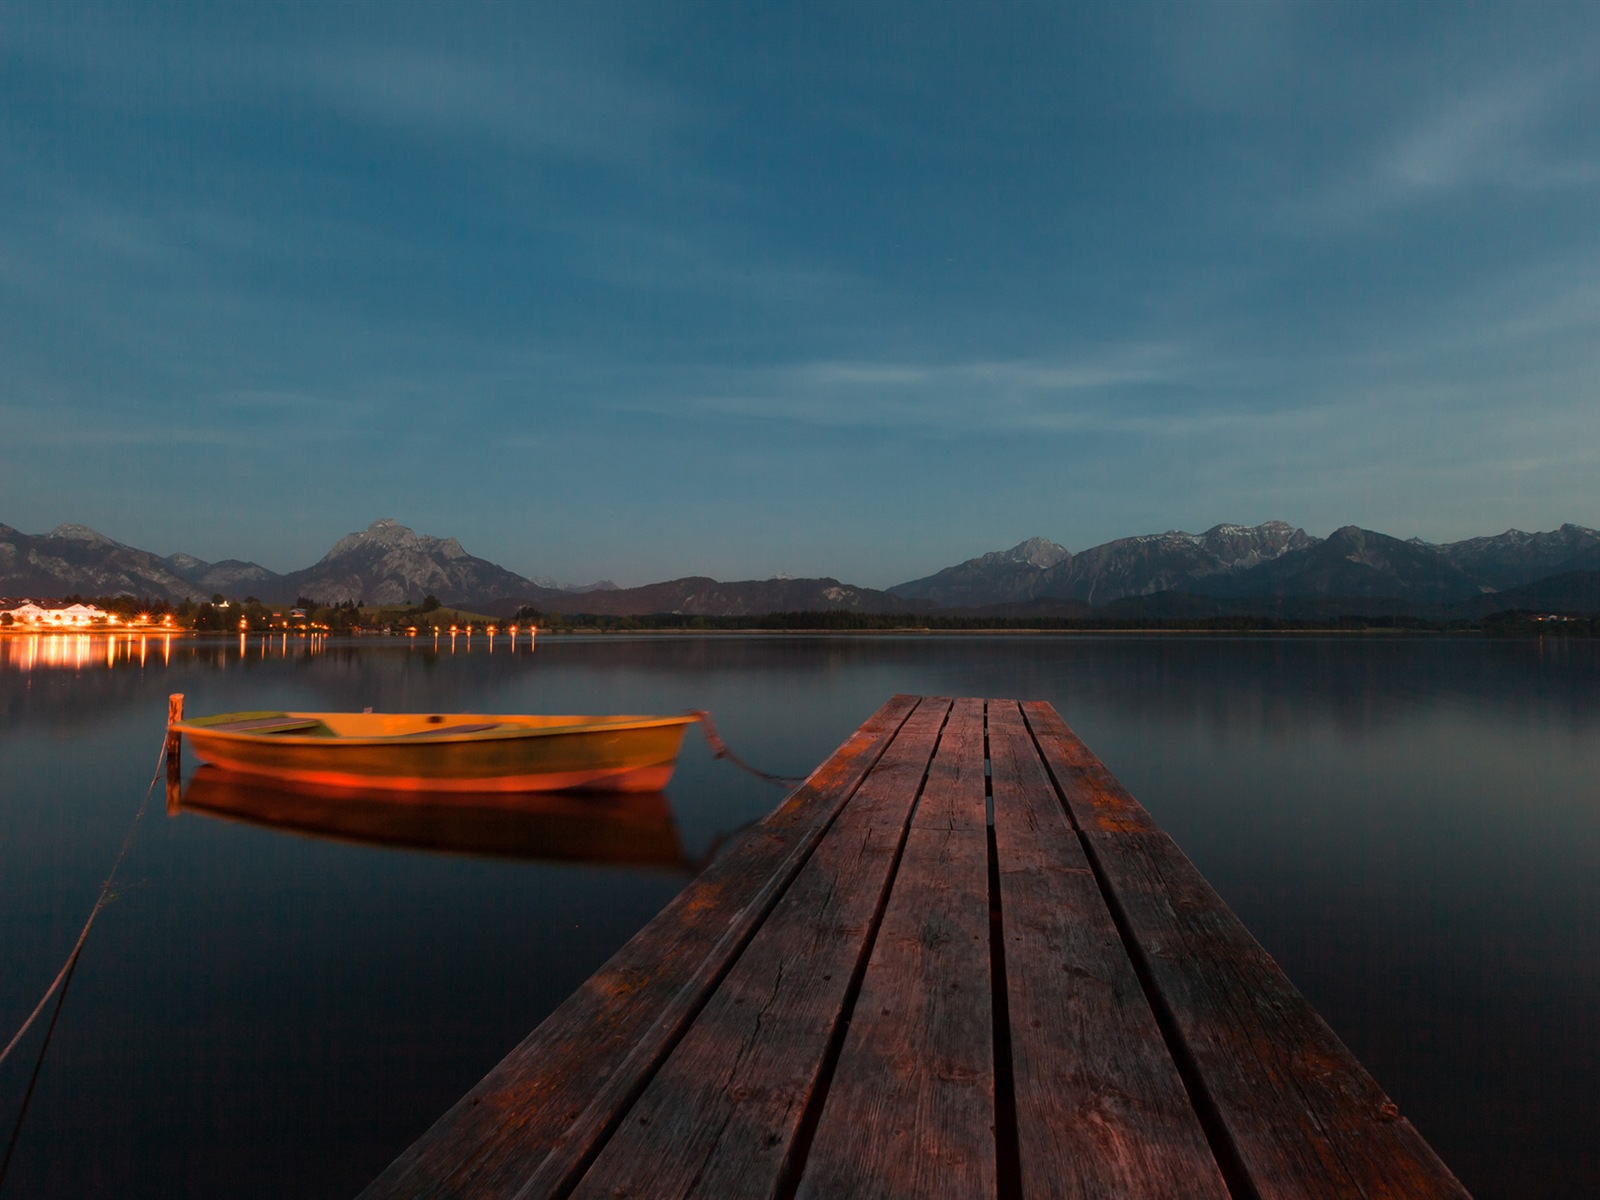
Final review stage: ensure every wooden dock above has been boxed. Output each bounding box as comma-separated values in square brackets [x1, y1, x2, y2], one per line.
[360, 695, 1469, 1199]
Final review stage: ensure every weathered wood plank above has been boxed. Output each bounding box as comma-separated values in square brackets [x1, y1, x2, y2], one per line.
[358, 693, 924, 1200]
[795, 699, 993, 1199]
[566, 699, 950, 1200]
[988, 699, 1228, 1199]
[1022, 701, 1471, 1200]
[910, 695, 986, 832]
[832, 697, 952, 834]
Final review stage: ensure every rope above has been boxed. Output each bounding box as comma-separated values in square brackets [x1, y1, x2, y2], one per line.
[0, 949, 79, 1190]
[689, 710, 805, 787]
[0, 732, 166, 1190]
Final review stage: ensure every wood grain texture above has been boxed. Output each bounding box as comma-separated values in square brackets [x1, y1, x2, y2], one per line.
[832, 698, 953, 833]
[795, 699, 993, 1200]
[569, 826, 912, 1199]
[566, 702, 949, 1200]
[358, 694, 922, 1200]
[910, 695, 986, 832]
[988, 700, 1229, 1199]
[1022, 701, 1472, 1200]
[363, 694, 1470, 1200]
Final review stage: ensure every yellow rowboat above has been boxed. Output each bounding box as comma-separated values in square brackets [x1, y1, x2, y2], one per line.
[170, 710, 700, 793]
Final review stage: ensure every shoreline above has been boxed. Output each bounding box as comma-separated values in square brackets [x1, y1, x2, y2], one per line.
[0, 625, 1499, 639]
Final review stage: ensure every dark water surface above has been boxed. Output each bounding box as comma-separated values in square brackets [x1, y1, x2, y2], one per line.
[2, 632, 1596, 1198]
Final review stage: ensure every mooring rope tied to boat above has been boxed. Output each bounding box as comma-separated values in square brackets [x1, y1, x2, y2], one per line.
[1, 731, 167, 1189]
[0, 734, 166, 1070]
[1, 712, 785, 1071]
[690, 709, 806, 786]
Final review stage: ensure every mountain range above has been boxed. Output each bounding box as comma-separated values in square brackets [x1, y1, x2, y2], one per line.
[3, 517, 1598, 618]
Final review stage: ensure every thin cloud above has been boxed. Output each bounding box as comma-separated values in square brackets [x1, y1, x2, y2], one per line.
[291, 44, 691, 170]
[1297, 70, 1600, 225]
[1385, 83, 1548, 194]
[0, 404, 244, 448]
[1331, 251, 1600, 376]
[9, 7, 692, 173]
[645, 344, 1266, 437]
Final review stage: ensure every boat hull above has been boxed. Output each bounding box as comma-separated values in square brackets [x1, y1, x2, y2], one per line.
[174, 712, 697, 794]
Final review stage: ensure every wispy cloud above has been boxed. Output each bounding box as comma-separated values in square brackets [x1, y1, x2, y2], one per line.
[7, 7, 692, 173]
[1296, 70, 1600, 225]
[291, 44, 690, 169]
[630, 341, 1279, 437]
[1331, 250, 1600, 378]
[1385, 82, 1549, 194]
[0, 403, 245, 448]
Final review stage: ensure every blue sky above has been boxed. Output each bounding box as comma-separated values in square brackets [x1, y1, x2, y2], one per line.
[2, 0, 1597, 587]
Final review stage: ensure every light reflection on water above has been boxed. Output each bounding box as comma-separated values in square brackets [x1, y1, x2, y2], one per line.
[177, 767, 695, 873]
[0, 632, 179, 671]
[0, 629, 541, 673]
[0, 633, 1596, 1199]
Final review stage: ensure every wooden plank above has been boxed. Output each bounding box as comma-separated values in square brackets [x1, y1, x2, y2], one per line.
[567, 701, 950, 1199]
[910, 695, 986, 831]
[987, 700, 1228, 1199]
[830, 696, 951, 833]
[1022, 701, 1472, 1200]
[358, 694, 924, 1200]
[795, 698, 993, 1199]
[565, 700, 947, 1199]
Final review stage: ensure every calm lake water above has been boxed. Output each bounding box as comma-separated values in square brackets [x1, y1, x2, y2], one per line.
[2, 632, 1596, 1198]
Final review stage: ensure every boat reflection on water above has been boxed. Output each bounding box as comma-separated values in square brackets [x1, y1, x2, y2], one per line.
[176, 766, 693, 872]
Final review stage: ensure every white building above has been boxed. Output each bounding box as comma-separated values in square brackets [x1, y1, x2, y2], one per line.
[1, 601, 111, 626]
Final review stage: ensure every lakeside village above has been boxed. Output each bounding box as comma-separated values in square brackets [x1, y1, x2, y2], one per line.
[3, 594, 1596, 637]
[0, 594, 528, 636]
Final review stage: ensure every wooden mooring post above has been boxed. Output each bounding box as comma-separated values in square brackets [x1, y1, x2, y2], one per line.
[360, 695, 1469, 1199]
[165, 693, 183, 816]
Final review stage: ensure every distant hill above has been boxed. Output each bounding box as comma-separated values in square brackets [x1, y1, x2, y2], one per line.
[1432, 524, 1600, 590]
[1040, 521, 1317, 604]
[1458, 570, 1600, 618]
[1093, 567, 1600, 622]
[164, 552, 282, 595]
[888, 537, 1069, 608]
[897, 522, 1600, 615]
[531, 576, 620, 593]
[1097, 591, 1450, 622]
[0, 523, 199, 601]
[277, 519, 558, 608]
[939, 596, 1097, 620]
[1551, 542, 1600, 575]
[485, 576, 916, 618]
[1192, 526, 1486, 604]
[890, 522, 1316, 607]
[4, 515, 1598, 619]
